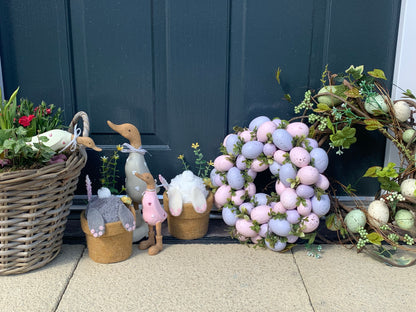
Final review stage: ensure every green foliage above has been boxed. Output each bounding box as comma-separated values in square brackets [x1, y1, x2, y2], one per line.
[363, 163, 401, 192]
[329, 127, 357, 149]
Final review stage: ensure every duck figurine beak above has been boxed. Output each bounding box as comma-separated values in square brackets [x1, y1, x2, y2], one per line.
[75, 136, 102, 152]
[107, 120, 142, 148]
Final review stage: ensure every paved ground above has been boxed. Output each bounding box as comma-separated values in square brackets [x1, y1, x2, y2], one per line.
[1, 243, 416, 312]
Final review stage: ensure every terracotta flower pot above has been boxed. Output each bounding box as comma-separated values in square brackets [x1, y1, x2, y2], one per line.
[80, 205, 135, 264]
[163, 191, 213, 240]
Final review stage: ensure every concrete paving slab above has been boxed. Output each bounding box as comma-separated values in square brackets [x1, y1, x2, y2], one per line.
[0, 245, 85, 312]
[293, 244, 416, 312]
[57, 244, 313, 312]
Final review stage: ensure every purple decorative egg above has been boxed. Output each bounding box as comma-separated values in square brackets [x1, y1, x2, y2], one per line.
[302, 138, 319, 149]
[239, 202, 254, 214]
[257, 121, 277, 142]
[272, 202, 287, 214]
[236, 154, 247, 170]
[222, 207, 238, 226]
[273, 150, 287, 164]
[289, 147, 311, 168]
[252, 193, 269, 206]
[247, 169, 257, 180]
[311, 194, 330, 217]
[265, 239, 287, 252]
[249, 116, 271, 131]
[210, 168, 222, 187]
[268, 218, 291, 237]
[296, 184, 315, 199]
[244, 182, 256, 197]
[259, 223, 269, 237]
[227, 167, 245, 190]
[280, 188, 298, 210]
[236, 218, 257, 238]
[310, 148, 329, 173]
[269, 161, 281, 176]
[297, 198, 312, 216]
[272, 129, 293, 151]
[272, 118, 282, 127]
[251, 205, 272, 224]
[279, 163, 297, 187]
[231, 190, 246, 206]
[250, 159, 269, 172]
[263, 143, 277, 156]
[224, 134, 240, 156]
[286, 209, 301, 224]
[297, 166, 320, 185]
[241, 141, 264, 159]
[315, 174, 330, 191]
[286, 122, 309, 137]
[302, 213, 320, 233]
[214, 155, 234, 172]
[286, 235, 299, 243]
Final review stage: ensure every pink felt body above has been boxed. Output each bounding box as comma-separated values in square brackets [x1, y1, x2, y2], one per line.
[142, 190, 167, 225]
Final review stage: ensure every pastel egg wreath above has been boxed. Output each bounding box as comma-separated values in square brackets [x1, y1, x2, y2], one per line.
[212, 116, 330, 251]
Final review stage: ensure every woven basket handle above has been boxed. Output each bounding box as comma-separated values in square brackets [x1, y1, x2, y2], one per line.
[68, 111, 90, 137]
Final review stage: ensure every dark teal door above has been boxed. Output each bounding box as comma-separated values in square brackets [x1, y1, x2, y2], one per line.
[0, 0, 401, 195]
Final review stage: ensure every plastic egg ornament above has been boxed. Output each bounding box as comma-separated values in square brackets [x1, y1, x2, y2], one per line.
[253, 193, 269, 206]
[257, 121, 277, 142]
[235, 218, 257, 238]
[297, 198, 312, 216]
[239, 130, 253, 143]
[241, 141, 264, 159]
[210, 169, 223, 187]
[244, 182, 256, 197]
[224, 134, 240, 156]
[251, 159, 269, 172]
[265, 239, 287, 252]
[268, 218, 291, 237]
[222, 207, 239, 226]
[279, 163, 297, 187]
[239, 202, 254, 214]
[273, 150, 287, 164]
[263, 143, 277, 156]
[247, 169, 257, 180]
[315, 174, 330, 191]
[280, 188, 298, 210]
[393, 101, 411, 122]
[286, 209, 301, 224]
[231, 190, 246, 206]
[395, 209, 415, 230]
[401, 179, 416, 199]
[214, 185, 232, 207]
[259, 223, 269, 237]
[368, 200, 389, 227]
[289, 147, 311, 168]
[296, 184, 315, 199]
[311, 195, 330, 217]
[317, 85, 344, 106]
[302, 213, 320, 233]
[251, 205, 272, 224]
[286, 122, 309, 138]
[249, 116, 271, 131]
[236, 154, 247, 170]
[297, 166, 320, 185]
[309, 148, 329, 173]
[275, 180, 287, 195]
[272, 202, 287, 214]
[272, 118, 282, 127]
[344, 209, 367, 233]
[251, 235, 262, 244]
[272, 129, 293, 151]
[227, 167, 245, 190]
[302, 138, 319, 149]
[214, 155, 234, 172]
[403, 129, 416, 144]
[269, 161, 281, 176]
[364, 94, 388, 114]
[286, 235, 299, 243]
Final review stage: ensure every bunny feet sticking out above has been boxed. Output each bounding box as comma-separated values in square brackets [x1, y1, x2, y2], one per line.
[86, 208, 106, 237]
[118, 205, 136, 232]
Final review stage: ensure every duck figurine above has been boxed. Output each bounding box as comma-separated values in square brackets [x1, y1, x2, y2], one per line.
[28, 127, 102, 152]
[107, 120, 155, 242]
[134, 172, 167, 256]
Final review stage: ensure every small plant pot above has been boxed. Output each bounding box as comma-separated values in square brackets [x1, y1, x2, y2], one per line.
[163, 191, 213, 240]
[80, 206, 135, 264]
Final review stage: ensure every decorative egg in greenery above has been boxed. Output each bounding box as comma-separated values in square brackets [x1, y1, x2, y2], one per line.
[400, 178, 416, 199]
[393, 101, 411, 122]
[367, 200, 389, 227]
[395, 209, 414, 230]
[317, 85, 347, 106]
[403, 129, 416, 144]
[364, 94, 389, 115]
[344, 209, 366, 233]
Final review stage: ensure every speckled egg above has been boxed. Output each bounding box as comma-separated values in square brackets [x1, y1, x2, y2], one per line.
[286, 235, 299, 243]
[251, 235, 262, 244]
[241, 141, 264, 159]
[395, 209, 414, 230]
[297, 198, 312, 216]
[296, 184, 315, 199]
[272, 118, 282, 127]
[231, 190, 246, 206]
[269, 161, 281, 176]
[263, 143, 277, 156]
[289, 147, 311, 168]
[252, 193, 269, 206]
[279, 163, 297, 187]
[259, 223, 269, 237]
[269, 218, 291, 237]
[247, 169, 257, 180]
[222, 207, 239, 226]
[311, 195, 330, 217]
[297, 166, 320, 185]
[275, 180, 287, 195]
[236, 154, 247, 170]
[368, 200, 389, 227]
[272, 129, 293, 151]
[302, 213, 320, 233]
[224, 133, 240, 156]
[250, 159, 269, 172]
[227, 167, 245, 190]
[364, 94, 388, 114]
[302, 138, 319, 149]
[257, 121, 277, 142]
[239, 130, 254, 143]
[309, 148, 329, 173]
[393, 101, 411, 122]
[272, 202, 287, 214]
[315, 174, 330, 191]
[273, 149, 287, 164]
[214, 155, 234, 172]
[280, 188, 298, 210]
[251, 205, 272, 224]
[244, 182, 256, 197]
[235, 218, 257, 238]
[286, 209, 301, 224]
[249, 116, 271, 131]
[214, 185, 232, 207]
[401, 178, 416, 199]
[286, 122, 309, 138]
[239, 202, 254, 214]
[344, 209, 366, 233]
[403, 129, 416, 144]
[265, 239, 287, 252]
[210, 169, 224, 187]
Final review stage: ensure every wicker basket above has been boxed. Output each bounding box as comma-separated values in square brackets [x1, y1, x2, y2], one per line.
[163, 191, 213, 240]
[0, 112, 90, 275]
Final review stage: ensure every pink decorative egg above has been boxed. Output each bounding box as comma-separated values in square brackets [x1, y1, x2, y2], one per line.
[287, 235, 299, 243]
[272, 129, 293, 151]
[239, 130, 254, 142]
[239, 202, 254, 214]
[249, 116, 271, 131]
[214, 155, 234, 172]
[275, 180, 287, 195]
[263, 143, 277, 156]
[250, 159, 269, 172]
[257, 121, 277, 142]
[311, 195, 330, 217]
[268, 218, 291, 237]
[241, 141, 264, 159]
[289, 147, 311, 168]
[286, 122, 309, 137]
[302, 213, 320, 233]
[297, 166, 320, 185]
[315, 174, 330, 191]
[280, 188, 298, 209]
[273, 149, 287, 164]
[227, 167, 245, 190]
[279, 163, 297, 187]
[269, 161, 281, 176]
[296, 184, 315, 199]
[236, 154, 247, 170]
[222, 207, 238, 226]
[272, 202, 287, 214]
[214, 185, 232, 207]
[235, 218, 257, 238]
[231, 190, 246, 206]
[297, 198, 312, 216]
[310, 148, 329, 173]
[251, 235, 262, 244]
[244, 182, 256, 197]
[251, 205, 272, 224]
[286, 209, 301, 224]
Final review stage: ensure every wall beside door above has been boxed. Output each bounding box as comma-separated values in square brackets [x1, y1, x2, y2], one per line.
[0, 0, 401, 196]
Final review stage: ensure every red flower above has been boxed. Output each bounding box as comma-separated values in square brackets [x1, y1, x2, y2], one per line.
[18, 115, 35, 127]
[46, 108, 51, 115]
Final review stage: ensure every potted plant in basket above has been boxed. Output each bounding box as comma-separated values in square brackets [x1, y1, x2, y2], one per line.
[161, 143, 214, 240]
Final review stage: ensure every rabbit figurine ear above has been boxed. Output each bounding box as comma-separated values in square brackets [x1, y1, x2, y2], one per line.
[168, 188, 183, 216]
[191, 187, 207, 213]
